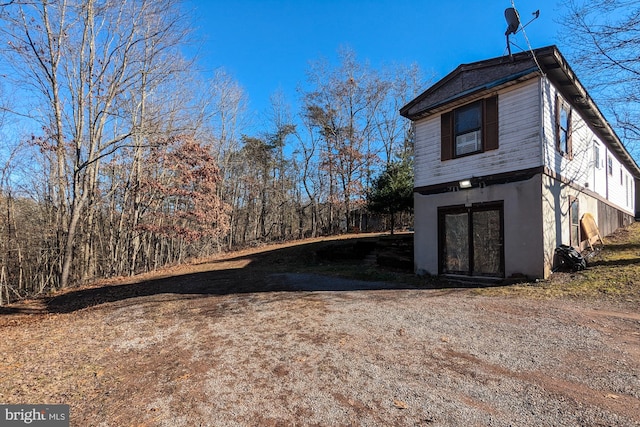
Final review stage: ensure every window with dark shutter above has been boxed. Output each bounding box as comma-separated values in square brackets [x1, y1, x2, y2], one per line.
[439, 95, 499, 161]
[556, 95, 572, 158]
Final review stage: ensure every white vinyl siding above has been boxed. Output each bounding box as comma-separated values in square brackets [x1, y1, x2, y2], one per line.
[414, 75, 636, 215]
[591, 140, 608, 196]
[413, 116, 441, 187]
[541, 78, 635, 214]
[542, 80, 588, 182]
[606, 153, 632, 212]
[414, 80, 542, 188]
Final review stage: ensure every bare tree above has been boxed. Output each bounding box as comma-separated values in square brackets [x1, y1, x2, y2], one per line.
[375, 63, 425, 165]
[301, 47, 421, 233]
[295, 108, 324, 237]
[201, 70, 251, 249]
[264, 91, 296, 240]
[0, 0, 193, 288]
[560, 0, 640, 156]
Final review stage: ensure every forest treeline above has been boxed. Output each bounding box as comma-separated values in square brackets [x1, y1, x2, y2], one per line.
[0, 0, 422, 304]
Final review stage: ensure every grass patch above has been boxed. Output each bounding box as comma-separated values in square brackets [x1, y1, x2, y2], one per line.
[476, 222, 640, 304]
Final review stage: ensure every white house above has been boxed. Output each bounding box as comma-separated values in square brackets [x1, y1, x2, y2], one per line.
[400, 45, 640, 280]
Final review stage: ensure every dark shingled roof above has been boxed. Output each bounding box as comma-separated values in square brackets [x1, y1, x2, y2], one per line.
[400, 45, 640, 178]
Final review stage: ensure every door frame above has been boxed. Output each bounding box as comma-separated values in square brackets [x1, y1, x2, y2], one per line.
[437, 201, 505, 277]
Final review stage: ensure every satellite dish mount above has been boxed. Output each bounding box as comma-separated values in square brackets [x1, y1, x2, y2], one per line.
[504, 7, 540, 59]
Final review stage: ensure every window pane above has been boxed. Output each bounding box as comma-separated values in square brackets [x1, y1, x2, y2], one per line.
[560, 107, 568, 130]
[571, 201, 579, 226]
[559, 130, 568, 153]
[570, 199, 580, 248]
[455, 103, 482, 134]
[559, 105, 569, 153]
[472, 210, 502, 275]
[444, 213, 469, 273]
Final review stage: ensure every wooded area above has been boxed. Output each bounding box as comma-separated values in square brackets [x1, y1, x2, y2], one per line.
[2, 0, 635, 304]
[0, 0, 421, 303]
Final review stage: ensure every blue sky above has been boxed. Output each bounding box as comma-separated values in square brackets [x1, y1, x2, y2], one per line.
[186, 0, 564, 118]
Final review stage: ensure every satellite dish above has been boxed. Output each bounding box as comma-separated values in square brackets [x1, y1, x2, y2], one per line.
[504, 7, 520, 36]
[503, 7, 541, 59]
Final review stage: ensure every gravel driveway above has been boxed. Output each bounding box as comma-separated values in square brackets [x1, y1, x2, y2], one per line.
[2, 271, 638, 426]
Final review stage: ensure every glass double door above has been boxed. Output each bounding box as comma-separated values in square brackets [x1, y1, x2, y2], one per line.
[439, 203, 504, 277]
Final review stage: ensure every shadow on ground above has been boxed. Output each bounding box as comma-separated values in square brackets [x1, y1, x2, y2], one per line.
[587, 257, 640, 268]
[0, 235, 496, 316]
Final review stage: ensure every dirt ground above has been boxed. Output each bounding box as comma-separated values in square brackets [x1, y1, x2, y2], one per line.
[1, 239, 639, 426]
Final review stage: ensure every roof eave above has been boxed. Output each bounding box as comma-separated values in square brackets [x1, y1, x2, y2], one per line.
[400, 45, 640, 178]
[401, 68, 540, 121]
[543, 49, 640, 177]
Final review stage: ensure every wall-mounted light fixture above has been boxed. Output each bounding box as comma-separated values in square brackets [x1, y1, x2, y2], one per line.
[459, 179, 472, 189]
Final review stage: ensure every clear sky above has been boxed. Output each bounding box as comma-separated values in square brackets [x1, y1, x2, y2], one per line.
[186, 0, 564, 119]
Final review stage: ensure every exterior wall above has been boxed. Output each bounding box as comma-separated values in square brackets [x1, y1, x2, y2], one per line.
[597, 200, 635, 237]
[541, 78, 635, 217]
[414, 80, 542, 188]
[636, 178, 640, 218]
[541, 174, 597, 276]
[540, 172, 634, 275]
[591, 139, 608, 196]
[414, 175, 545, 279]
[603, 149, 636, 214]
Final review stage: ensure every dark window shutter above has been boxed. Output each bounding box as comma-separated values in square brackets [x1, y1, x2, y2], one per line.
[441, 112, 453, 161]
[483, 95, 499, 151]
[567, 107, 573, 159]
[554, 94, 561, 151]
